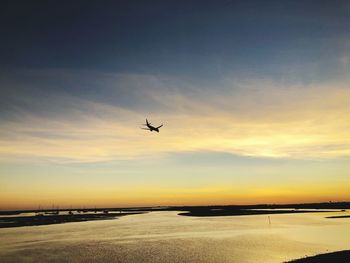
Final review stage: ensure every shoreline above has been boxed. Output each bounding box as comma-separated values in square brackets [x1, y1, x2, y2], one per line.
[1, 201, 349, 216]
[1, 202, 348, 228]
[0, 208, 343, 228]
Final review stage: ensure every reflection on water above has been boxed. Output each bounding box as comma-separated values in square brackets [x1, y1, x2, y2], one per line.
[0, 211, 349, 263]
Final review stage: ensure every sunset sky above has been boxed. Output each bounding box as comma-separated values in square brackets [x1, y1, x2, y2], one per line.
[1, 1, 350, 210]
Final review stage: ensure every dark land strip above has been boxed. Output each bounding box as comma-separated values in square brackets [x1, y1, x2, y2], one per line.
[326, 215, 350, 219]
[285, 250, 350, 263]
[178, 209, 332, 217]
[0, 212, 144, 228]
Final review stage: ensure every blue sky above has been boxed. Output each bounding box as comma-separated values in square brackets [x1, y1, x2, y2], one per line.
[2, 1, 350, 76]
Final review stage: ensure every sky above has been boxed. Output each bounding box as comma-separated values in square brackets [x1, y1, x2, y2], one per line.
[1, 0, 350, 210]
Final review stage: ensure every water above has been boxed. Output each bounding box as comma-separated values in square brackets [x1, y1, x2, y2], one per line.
[0, 211, 349, 263]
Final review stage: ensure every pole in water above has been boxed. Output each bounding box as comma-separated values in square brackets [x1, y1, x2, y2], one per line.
[268, 216, 271, 225]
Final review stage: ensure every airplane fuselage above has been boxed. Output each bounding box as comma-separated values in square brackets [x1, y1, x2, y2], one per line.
[147, 124, 160, 132]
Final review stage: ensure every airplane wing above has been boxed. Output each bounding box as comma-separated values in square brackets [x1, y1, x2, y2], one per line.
[156, 124, 163, 129]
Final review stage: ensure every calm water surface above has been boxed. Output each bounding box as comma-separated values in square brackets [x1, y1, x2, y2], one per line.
[0, 211, 350, 263]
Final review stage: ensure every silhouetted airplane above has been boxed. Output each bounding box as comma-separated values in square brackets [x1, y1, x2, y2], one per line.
[141, 119, 163, 132]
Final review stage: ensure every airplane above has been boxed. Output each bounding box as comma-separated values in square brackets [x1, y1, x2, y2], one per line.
[141, 119, 163, 133]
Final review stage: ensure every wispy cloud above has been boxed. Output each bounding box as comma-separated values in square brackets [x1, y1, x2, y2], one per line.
[1, 70, 350, 162]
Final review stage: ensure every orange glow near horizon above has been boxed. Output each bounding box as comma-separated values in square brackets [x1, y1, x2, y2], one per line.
[2, 182, 350, 210]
